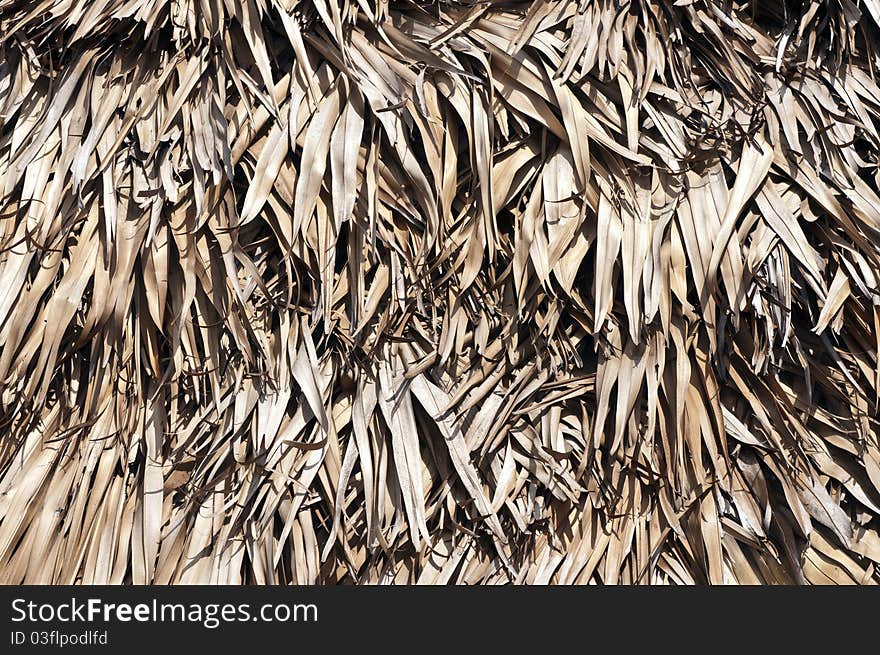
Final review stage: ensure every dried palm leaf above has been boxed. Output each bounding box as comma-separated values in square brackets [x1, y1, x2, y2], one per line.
[2, 0, 880, 584]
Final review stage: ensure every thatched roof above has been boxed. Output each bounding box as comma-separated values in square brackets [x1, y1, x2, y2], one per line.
[2, 0, 880, 583]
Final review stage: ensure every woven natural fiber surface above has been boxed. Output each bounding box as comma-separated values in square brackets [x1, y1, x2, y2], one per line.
[2, 0, 880, 584]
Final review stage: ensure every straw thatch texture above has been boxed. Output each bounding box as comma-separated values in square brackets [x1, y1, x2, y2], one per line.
[2, 0, 880, 584]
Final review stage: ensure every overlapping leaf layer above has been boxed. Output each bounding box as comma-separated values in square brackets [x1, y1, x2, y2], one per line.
[2, 0, 880, 583]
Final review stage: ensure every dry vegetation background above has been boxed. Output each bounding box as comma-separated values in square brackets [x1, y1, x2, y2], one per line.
[2, 0, 880, 584]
